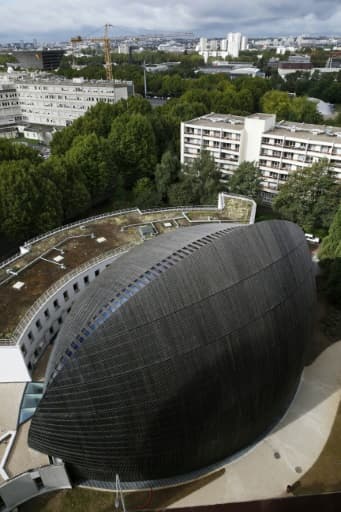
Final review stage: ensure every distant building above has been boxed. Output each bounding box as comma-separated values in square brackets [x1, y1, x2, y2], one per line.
[181, 112, 341, 203]
[13, 50, 65, 70]
[157, 42, 186, 53]
[241, 36, 248, 51]
[117, 43, 131, 55]
[278, 55, 312, 77]
[0, 73, 134, 136]
[196, 64, 263, 78]
[325, 52, 341, 69]
[199, 37, 208, 52]
[227, 32, 242, 58]
[0, 83, 22, 136]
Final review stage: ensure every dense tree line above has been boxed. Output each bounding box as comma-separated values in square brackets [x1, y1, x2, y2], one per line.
[319, 204, 341, 307]
[0, 96, 224, 240]
[273, 160, 341, 236]
[1, 59, 340, 242]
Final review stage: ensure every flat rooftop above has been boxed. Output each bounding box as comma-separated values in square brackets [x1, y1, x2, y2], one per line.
[0, 197, 253, 340]
[267, 122, 341, 144]
[12, 77, 133, 88]
[185, 114, 245, 130]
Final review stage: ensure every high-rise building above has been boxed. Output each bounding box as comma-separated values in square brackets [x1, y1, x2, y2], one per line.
[227, 32, 242, 58]
[199, 37, 208, 52]
[241, 36, 248, 51]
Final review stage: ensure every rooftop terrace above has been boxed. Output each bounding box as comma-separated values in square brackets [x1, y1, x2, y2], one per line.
[0, 195, 254, 341]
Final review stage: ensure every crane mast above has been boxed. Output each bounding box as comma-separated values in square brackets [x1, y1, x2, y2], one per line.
[71, 24, 113, 81]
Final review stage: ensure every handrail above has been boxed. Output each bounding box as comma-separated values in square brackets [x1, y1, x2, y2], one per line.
[1, 243, 135, 346]
[0, 196, 253, 271]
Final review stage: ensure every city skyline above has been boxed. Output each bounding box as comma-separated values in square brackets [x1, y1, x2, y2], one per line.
[0, 0, 341, 42]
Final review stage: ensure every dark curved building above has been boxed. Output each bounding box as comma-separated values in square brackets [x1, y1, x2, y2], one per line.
[29, 221, 315, 484]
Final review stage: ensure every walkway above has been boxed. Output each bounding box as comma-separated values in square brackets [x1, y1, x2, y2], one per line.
[171, 341, 341, 506]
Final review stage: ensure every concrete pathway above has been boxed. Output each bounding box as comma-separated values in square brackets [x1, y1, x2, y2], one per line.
[171, 341, 341, 507]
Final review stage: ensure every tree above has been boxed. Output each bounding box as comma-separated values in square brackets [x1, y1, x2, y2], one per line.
[109, 113, 157, 189]
[0, 160, 62, 239]
[261, 90, 291, 120]
[183, 150, 222, 204]
[64, 133, 115, 204]
[132, 177, 161, 208]
[0, 139, 42, 164]
[319, 203, 341, 260]
[168, 180, 197, 206]
[227, 161, 261, 200]
[273, 160, 341, 233]
[155, 150, 181, 202]
[319, 203, 341, 307]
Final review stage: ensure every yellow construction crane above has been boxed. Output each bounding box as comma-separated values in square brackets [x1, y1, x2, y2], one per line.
[71, 24, 113, 80]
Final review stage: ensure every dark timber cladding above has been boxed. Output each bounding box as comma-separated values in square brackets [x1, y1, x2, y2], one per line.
[29, 221, 316, 483]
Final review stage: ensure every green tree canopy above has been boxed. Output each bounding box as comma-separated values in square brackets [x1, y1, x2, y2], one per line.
[132, 177, 161, 208]
[261, 90, 322, 124]
[64, 133, 115, 204]
[319, 203, 341, 307]
[182, 150, 223, 205]
[0, 139, 42, 164]
[227, 161, 261, 200]
[319, 202, 341, 260]
[109, 112, 157, 188]
[273, 160, 341, 233]
[155, 150, 181, 202]
[0, 160, 63, 239]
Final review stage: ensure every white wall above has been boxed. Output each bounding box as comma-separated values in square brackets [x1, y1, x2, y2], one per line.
[0, 347, 30, 383]
[0, 251, 126, 383]
[242, 115, 276, 163]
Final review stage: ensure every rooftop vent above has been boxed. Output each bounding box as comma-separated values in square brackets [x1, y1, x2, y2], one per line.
[13, 281, 25, 290]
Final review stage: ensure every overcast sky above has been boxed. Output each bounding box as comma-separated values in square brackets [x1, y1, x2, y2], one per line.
[1, 0, 341, 41]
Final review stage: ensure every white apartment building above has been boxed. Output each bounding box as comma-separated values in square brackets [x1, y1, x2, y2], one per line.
[0, 84, 22, 135]
[15, 76, 134, 127]
[241, 36, 248, 51]
[227, 32, 242, 58]
[0, 74, 134, 129]
[181, 113, 341, 203]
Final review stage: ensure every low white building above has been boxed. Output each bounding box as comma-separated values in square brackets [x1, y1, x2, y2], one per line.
[15, 76, 134, 127]
[0, 83, 22, 136]
[0, 73, 134, 130]
[181, 112, 341, 203]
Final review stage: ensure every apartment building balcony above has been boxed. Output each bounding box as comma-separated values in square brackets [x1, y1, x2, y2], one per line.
[220, 148, 240, 156]
[222, 132, 241, 142]
[282, 145, 307, 155]
[261, 180, 279, 191]
[330, 160, 341, 169]
[184, 138, 201, 146]
[218, 153, 239, 162]
[261, 138, 284, 148]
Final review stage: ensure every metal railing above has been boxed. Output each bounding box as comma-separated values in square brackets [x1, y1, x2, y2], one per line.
[0, 196, 255, 273]
[0, 195, 255, 346]
[0, 244, 135, 346]
[0, 208, 141, 270]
